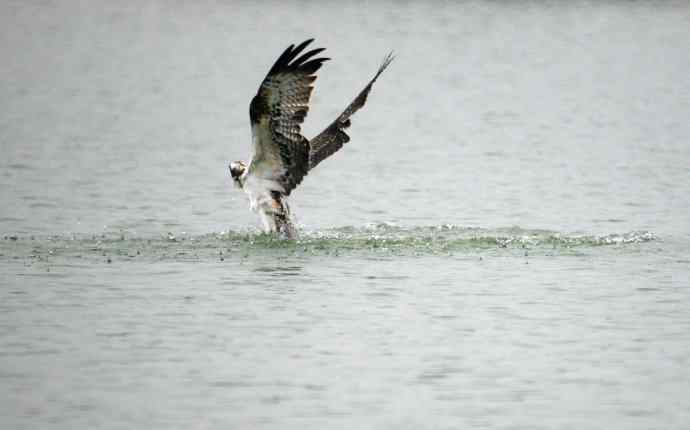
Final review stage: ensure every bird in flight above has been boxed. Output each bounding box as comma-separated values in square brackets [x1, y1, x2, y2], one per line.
[229, 39, 393, 238]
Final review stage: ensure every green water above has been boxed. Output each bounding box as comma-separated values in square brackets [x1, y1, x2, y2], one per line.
[1, 227, 658, 263]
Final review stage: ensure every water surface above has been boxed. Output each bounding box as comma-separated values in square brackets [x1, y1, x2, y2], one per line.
[1, 1, 689, 429]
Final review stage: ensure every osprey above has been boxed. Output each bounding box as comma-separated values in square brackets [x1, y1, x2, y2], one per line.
[229, 39, 393, 238]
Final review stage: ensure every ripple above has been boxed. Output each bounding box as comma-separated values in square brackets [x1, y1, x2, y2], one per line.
[6, 163, 32, 170]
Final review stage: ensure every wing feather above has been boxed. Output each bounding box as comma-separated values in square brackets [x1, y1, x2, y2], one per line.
[249, 39, 329, 195]
[308, 53, 394, 170]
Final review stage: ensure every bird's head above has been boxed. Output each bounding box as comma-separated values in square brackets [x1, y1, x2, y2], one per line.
[229, 161, 247, 189]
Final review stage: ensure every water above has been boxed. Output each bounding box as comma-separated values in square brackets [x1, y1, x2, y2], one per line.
[2, 1, 690, 428]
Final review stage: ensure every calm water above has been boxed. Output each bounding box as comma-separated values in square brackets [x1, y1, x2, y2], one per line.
[2, 1, 690, 428]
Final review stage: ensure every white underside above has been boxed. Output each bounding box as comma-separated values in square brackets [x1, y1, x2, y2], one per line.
[242, 121, 293, 235]
[242, 171, 285, 233]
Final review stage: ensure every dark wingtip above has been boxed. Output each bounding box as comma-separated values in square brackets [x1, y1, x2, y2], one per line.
[292, 39, 314, 57]
[294, 47, 326, 66]
[266, 39, 328, 77]
[267, 43, 297, 75]
[373, 51, 395, 81]
[301, 57, 330, 74]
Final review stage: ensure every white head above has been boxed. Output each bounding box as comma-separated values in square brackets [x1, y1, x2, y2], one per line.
[229, 161, 247, 189]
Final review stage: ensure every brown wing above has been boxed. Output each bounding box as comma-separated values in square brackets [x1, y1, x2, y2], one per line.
[248, 39, 329, 195]
[308, 53, 394, 170]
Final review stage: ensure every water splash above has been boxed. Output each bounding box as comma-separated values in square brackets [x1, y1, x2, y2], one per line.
[0, 225, 657, 263]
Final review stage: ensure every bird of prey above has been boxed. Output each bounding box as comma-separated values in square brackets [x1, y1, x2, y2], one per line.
[229, 39, 393, 238]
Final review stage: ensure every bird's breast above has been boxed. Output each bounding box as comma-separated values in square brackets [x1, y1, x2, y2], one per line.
[243, 172, 284, 213]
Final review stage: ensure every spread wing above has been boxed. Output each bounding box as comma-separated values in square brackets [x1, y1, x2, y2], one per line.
[248, 39, 329, 195]
[308, 53, 394, 170]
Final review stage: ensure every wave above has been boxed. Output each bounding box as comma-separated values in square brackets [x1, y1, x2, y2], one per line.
[1, 224, 657, 262]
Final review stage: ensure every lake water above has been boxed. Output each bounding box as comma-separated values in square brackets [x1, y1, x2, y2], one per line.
[1, 1, 689, 428]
